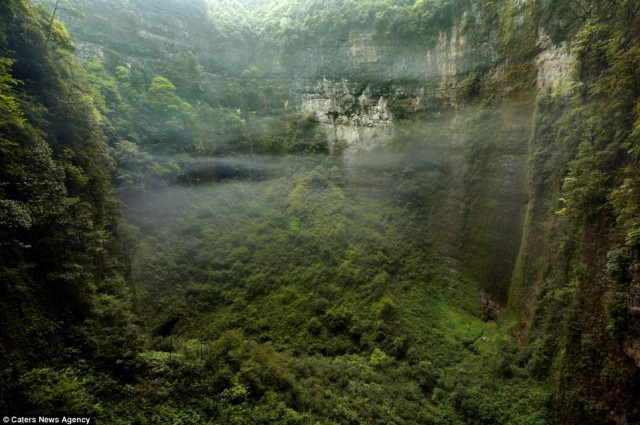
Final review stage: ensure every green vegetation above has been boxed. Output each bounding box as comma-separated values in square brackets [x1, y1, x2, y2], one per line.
[255, 0, 472, 47]
[0, 0, 135, 413]
[108, 155, 546, 424]
[512, 3, 640, 422]
[2, 0, 640, 424]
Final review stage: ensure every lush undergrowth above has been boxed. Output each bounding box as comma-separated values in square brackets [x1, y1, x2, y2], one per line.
[106, 156, 548, 424]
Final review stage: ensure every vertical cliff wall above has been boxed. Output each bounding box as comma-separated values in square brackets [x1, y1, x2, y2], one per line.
[276, 5, 535, 305]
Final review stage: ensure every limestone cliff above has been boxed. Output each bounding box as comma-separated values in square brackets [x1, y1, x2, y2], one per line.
[59, 0, 256, 73]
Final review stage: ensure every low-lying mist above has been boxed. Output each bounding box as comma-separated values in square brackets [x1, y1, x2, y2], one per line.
[123, 142, 448, 303]
[119, 98, 532, 321]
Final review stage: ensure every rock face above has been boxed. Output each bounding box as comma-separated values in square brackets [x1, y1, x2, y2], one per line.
[296, 79, 393, 152]
[535, 30, 573, 93]
[59, 0, 255, 73]
[60, 1, 483, 152]
[286, 22, 475, 152]
[282, 16, 542, 301]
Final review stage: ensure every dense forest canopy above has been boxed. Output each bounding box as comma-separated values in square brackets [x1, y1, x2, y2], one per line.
[1, 0, 639, 424]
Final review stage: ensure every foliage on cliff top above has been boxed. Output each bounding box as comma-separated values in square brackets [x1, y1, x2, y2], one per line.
[254, 0, 471, 48]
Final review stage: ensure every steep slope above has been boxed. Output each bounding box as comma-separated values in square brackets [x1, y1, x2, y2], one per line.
[509, 3, 640, 422]
[0, 0, 141, 414]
